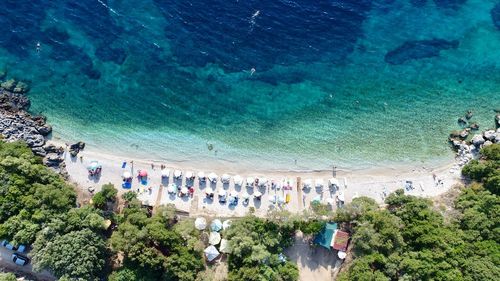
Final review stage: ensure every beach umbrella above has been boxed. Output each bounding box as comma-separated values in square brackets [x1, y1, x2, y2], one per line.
[122, 171, 132, 179]
[221, 174, 231, 183]
[254, 190, 262, 198]
[161, 169, 170, 178]
[218, 189, 226, 197]
[139, 170, 148, 177]
[229, 191, 238, 198]
[174, 170, 182, 178]
[338, 251, 347, 259]
[88, 161, 99, 170]
[205, 187, 214, 195]
[233, 175, 243, 186]
[219, 239, 230, 253]
[211, 219, 223, 232]
[204, 245, 220, 262]
[303, 179, 312, 188]
[185, 171, 194, 179]
[326, 198, 335, 205]
[242, 193, 250, 200]
[194, 217, 207, 230]
[315, 179, 324, 188]
[246, 176, 255, 186]
[208, 172, 218, 183]
[269, 195, 277, 203]
[180, 186, 188, 194]
[167, 183, 177, 193]
[209, 232, 221, 245]
[228, 196, 236, 205]
[259, 177, 268, 186]
[329, 177, 340, 187]
[222, 220, 232, 230]
[338, 192, 345, 202]
[198, 171, 206, 180]
[277, 196, 285, 204]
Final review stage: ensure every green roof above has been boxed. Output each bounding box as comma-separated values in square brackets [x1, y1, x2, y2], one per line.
[314, 222, 337, 249]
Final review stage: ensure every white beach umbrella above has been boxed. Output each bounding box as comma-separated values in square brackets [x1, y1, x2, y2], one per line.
[259, 177, 268, 186]
[209, 232, 222, 245]
[233, 175, 243, 186]
[174, 170, 182, 179]
[208, 172, 218, 183]
[338, 251, 347, 259]
[329, 177, 340, 187]
[194, 217, 207, 230]
[315, 179, 324, 188]
[254, 190, 262, 198]
[180, 186, 188, 194]
[122, 171, 132, 179]
[229, 191, 238, 198]
[326, 198, 335, 205]
[185, 171, 194, 179]
[204, 245, 220, 262]
[219, 239, 230, 253]
[246, 176, 255, 186]
[218, 189, 227, 197]
[211, 219, 223, 232]
[303, 178, 312, 188]
[167, 183, 178, 193]
[205, 187, 214, 195]
[222, 220, 232, 230]
[221, 174, 231, 183]
[242, 193, 250, 200]
[338, 192, 345, 202]
[161, 169, 170, 178]
[198, 171, 206, 180]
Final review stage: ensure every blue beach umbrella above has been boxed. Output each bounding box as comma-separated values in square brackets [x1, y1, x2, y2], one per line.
[211, 219, 223, 232]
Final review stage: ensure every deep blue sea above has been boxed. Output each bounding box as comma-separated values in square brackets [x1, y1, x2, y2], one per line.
[1, 0, 499, 171]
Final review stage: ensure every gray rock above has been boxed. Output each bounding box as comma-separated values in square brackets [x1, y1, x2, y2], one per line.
[471, 134, 485, 146]
[459, 129, 469, 139]
[24, 134, 45, 147]
[484, 130, 495, 141]
[1, 79, 16, 91]
[483, 140, 493, 147]
[37, 125, 52, 136]
[31, 146, 47, 157]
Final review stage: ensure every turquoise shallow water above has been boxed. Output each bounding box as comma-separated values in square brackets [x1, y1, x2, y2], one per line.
[1, 0, 499, 171]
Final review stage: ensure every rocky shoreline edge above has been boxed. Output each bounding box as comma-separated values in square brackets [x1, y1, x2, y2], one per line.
[0, 76, 85, 178]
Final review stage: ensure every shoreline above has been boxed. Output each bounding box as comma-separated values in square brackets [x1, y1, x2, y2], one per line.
[53, 138, 462, 218]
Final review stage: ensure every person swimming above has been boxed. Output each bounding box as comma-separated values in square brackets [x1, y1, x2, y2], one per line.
[36, 42, 41, 52]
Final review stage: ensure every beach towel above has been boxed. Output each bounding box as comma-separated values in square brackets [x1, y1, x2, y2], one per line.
[141, 180, 148, 185]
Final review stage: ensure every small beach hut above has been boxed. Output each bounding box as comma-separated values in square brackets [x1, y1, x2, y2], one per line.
[195, 217, 207, 230]
[211, 219, 223, 232]
[222, 220, 231, 230]
[246, 176, 255, 187]
[219, 239, 230, 254]
[161, 169, 170, 178]
[204, 245, 220, 262]
[221, 174, 231, 184]
[198, 171, 206, 181]
[315, 178, 324, 188]
[209, 232, 221, 245]
[208, 172, 218, 183]
[329, 177, 340, 188]
[233, 175, 243, 186]
[331, 230, 350, 252]
[167, 183, 178, 194]
[314, 222, 337, 250]
[185, 171, 194, 180]
[174, 170, 182, 179]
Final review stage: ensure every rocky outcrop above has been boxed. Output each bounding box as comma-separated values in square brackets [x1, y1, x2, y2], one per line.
[0, 77, 67, 177]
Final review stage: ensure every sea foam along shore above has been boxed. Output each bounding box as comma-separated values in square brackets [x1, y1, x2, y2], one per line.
[57, 139, 461, 218]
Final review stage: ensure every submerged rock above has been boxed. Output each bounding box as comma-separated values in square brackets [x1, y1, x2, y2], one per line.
[1, 79, 17, 91]
[491, 3, 500, 30]
[385, 39, 459, 65]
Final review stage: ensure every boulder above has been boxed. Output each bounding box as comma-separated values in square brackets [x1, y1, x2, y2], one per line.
[12, 81, 29, 93]
[1, 79, 17, 91]
[24, 134, 45, 147]
[37, 125, 52, 136]
[484, 130, 495, 141]
[459, 129, 469, 139]
[495, 132, 500, 143]
[496, 114, 500, 128]
[458, 117, 467, 125]
[43, 153, 64, 167]
[465, 110, 473, 120]
[483, 140, 493, 147]
[31, 146, 47, 157]
[471, 134, 485, 146]
[469, 123, 479, 130]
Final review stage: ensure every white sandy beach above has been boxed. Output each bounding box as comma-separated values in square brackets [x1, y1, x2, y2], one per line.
[54, 140, 461, 218]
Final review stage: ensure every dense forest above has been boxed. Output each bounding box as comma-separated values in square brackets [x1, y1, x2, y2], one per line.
[337, 144, 500, 280]
[0, 141, 498, 280]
